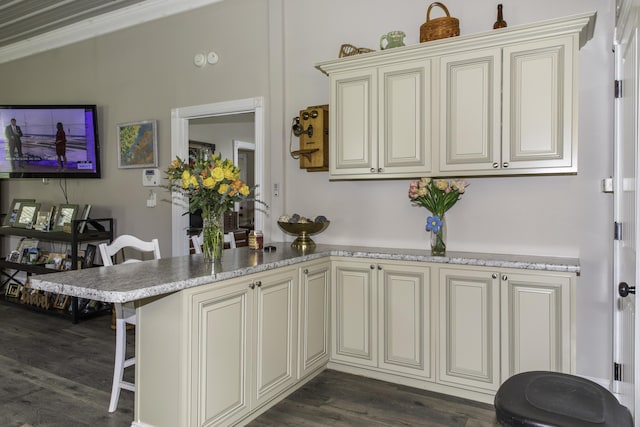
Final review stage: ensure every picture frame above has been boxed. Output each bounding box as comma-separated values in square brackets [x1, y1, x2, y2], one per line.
[5, 283, 20, 298]
[33, 210, 52, 231]
[77, 204, 92, 233]
[4, 198, 35, 227]
[82, 244, 97, 269]
[7, 250, 20, 263]
[117, 119, 158, 168]
[53, 294, 70, 310]
[14, 202, 40, 229]
[53, 204, 78, 231]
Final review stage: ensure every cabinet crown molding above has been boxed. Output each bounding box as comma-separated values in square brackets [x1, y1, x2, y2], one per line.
[316, 12, 596, 75]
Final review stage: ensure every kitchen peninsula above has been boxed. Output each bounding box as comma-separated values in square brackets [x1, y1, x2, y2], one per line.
[29, 244, 579, 427]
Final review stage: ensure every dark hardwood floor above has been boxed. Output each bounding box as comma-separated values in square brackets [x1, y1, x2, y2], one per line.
[248, 370, 498, 427]
[0, 300, 499, 427]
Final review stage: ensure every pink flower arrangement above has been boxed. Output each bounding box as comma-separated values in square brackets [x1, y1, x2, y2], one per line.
[408, 178, 468, 218]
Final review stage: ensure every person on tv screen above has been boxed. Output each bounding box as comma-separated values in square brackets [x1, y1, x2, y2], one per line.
[4, 118, 23, 167]
[55, 122, 67, 170]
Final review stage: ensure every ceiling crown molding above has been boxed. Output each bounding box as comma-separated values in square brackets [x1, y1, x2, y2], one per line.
[0, 0, 223, 65]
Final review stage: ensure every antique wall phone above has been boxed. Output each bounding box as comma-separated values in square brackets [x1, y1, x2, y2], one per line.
[290, 104, 328, 171]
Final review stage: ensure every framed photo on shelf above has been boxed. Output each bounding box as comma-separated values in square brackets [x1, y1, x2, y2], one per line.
[77, 204, 92, 233]
[14, 202, 40, 229]
[6, 250, 20, 263]
[53, 204, 78, 231]
[117, 119, 158, 168]
[53, 294, 70, 310]
[82, 244, 97, 269]
[4, 198, 35, 227]
[33, 210, 52, 231]
[5, 283, 20, 298]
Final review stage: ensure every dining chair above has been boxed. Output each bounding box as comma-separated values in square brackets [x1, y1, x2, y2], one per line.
[192, 231, 236, 253]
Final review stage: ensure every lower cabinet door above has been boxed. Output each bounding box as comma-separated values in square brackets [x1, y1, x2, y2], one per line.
[188, 279, 253, 427]
[378, 262, 432, 379]
[252, 267, 298, 407]
[331, 259, 378, 367]
[501, 272, 573, 377]
[438, 268, 501, 392]
[298, 260, 331, 379]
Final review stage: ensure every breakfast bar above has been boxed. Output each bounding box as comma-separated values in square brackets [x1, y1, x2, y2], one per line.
[29, 244, 580, 427]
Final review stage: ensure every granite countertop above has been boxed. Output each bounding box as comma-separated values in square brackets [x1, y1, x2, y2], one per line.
[28, 243, 580, 303]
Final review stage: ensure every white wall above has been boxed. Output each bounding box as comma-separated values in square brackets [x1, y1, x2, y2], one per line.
[0, 0, 616, 383]
[277, 0, 614, 382]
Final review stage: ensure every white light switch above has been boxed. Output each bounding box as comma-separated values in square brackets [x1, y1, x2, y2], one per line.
[146, 191, 157, 208]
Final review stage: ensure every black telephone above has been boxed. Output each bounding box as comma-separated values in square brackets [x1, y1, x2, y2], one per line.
[292, 116, 313, 137]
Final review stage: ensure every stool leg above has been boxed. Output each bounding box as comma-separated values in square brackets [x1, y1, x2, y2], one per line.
[108, 309, 127, 412]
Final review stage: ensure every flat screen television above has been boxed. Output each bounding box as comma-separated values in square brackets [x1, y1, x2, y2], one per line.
[0, 105, 101, 179]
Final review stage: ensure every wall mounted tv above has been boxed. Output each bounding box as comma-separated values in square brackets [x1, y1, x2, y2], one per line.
[0, 105, 101, 179]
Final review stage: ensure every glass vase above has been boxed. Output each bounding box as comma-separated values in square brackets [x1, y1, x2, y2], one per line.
[430, 216, 446, 256]
[201, 210, 225, 262]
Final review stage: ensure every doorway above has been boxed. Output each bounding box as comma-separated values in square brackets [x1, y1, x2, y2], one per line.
[233, 140, 256, 229]
[170, 97, 265, 256]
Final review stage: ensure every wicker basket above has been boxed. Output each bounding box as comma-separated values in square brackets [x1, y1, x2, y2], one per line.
[339, 44, 374, 58]
[420, 2, 460, 42]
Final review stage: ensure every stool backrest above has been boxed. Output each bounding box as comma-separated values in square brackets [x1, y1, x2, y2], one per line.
[99, 234, 161, 266]
[192, 232, 236, 254]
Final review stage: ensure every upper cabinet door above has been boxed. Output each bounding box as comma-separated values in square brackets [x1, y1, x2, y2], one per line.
[378, 59, 433, 176]
[330, 68, 378, 176]
[438, 48, 502, 172]
[502, 36, 576, 172]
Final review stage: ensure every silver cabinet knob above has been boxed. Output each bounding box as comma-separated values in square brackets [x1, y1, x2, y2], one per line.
[370, 168, 376, 173]
[492, 273, 498, 279]
[501, 275, 508, 281]
[378, 168, 383, 173]
[303, 269, 309, 274]
[502, 162, 509, 168]
[492, 162, 499, 168]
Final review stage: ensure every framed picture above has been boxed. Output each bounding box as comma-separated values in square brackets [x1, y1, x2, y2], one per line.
[53, 294, 70, 310]
[77, 204, 92, 233]
[82, 244, 97, 269]
[53, 204, 78, 231]
[7, 250, 20, 263]
[117, 119, 158, 168]
[34, 210, 52, 231]
[14, 202, 40, 229]
[4, 198, 35, 227]
[5, 283, 20, 298]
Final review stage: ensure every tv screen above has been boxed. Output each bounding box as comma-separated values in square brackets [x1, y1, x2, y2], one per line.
[0, 105, 101, 179]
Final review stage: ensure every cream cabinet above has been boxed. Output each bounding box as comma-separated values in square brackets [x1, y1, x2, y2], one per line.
[252, 267, 299, 408]
[438, 268, 501, 392]
[331, 258, 432, 379]
[185, 276, 253, 426]
[437, 36, 576, 175]
[438, 266, 575, 394]
[297, 259, 331, 379]
[317, 12, 594, 178]
[500, 271, 574, 378]
[135, 267, 299, 427]
[327, 58, 433, 179]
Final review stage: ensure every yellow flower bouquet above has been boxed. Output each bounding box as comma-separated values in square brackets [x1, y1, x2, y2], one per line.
[167, 154, 255, 261]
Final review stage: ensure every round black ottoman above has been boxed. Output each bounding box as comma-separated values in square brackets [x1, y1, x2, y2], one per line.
[494, 371, 633, 427]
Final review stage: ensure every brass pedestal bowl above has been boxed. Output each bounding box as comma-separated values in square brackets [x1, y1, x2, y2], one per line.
[277, 221, 330, 251]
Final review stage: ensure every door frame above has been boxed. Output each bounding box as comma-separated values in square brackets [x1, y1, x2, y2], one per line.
[170, 97, 265, 256]
[613, 2, 640, 420]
